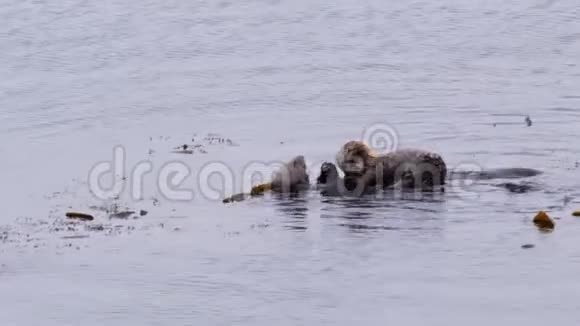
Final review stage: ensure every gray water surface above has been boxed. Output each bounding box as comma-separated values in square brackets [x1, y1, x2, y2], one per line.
[2, 0, 580, 325]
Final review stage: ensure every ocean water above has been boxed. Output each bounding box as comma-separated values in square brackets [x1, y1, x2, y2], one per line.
[1, 0, 580, 325]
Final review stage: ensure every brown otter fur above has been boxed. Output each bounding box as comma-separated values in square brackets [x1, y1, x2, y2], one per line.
[336, 141, 447, 193]
[270, 155, 310, 193]
[223, 155, 310, 203]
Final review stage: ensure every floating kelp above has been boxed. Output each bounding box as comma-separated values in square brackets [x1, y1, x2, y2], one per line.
[65, 212, 94, 221]
[223, 183, 272, 203]
[250, 183, 272, 196]
[533, 211, 555, 232]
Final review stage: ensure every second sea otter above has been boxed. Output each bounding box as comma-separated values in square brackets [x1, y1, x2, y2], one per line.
[335, 140, 447, 193]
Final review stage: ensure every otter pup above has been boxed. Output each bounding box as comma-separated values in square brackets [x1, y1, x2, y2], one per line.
[316, 162, 343, 196]
[316, 162, 384, 196]
[316, 162, 340, 186]
[316, 161, 422, 196]
[336, 141, 447, 192]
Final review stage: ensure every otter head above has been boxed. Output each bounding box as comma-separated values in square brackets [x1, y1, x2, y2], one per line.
[317, 162, 339, 185]
[335, 141, 377, 177]
[271, 155, 310, 192]
[286, 155, 309, 185]
[290, 155, 306, 170]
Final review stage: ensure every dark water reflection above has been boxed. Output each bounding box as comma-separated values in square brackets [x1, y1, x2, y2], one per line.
[270, 193, 310, 230]
[266, 188, 449, 235]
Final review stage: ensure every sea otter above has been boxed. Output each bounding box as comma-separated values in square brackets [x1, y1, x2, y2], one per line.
[318, 160, 544, 197]
[321, 140, 542, 196]
[270, 155, 310, 193]
[223, 155, 310, 203]
[335, 141, 447, 194]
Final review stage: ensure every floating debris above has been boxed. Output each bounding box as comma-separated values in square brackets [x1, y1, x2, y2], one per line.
[497, 182, 537, 193]
[223, 193, 247, 203]
[85, 224, 105, 232]
[525, 115, 532, 127]
[61, 235, 90, 239]
[521, 244, 535, 249]
[164, 133, 239, 155]
[203, 133, 238, 146]
[222, 183, 272, 203]
[65, 212, 94, 221]
[109, 211, 135, 219]
[251, 223, 270, 229]
[533, 210, 555, 231]
[139, 210, 148, 216]
[172, 144, 194, 155]
[572, 211, 580, 217]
